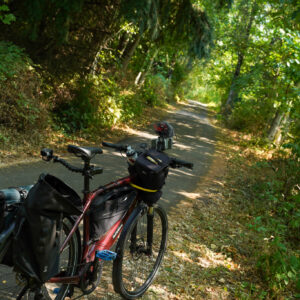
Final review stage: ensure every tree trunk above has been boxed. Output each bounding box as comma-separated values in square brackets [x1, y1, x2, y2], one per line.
[90, 23, 134, 75]
[90, 47, 103, 75]
[268, 110, 285, 142]
[223, 1, 257, 116]
[225, 53, 244, 109]
[135, 48, 159, 85]
[121, 34, 141, 73]
[117, 31, 129, 55]
[274, 113, 290, 145]
[268, 83, 292, 144]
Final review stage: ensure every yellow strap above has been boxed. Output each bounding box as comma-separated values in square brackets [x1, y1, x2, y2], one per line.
[130, 183, 158, 193]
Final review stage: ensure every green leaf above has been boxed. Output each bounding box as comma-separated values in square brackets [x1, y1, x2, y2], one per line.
[2, 14, 16, 24]
[0, 5, 9, 12]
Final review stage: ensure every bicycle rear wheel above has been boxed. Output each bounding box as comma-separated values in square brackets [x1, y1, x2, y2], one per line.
[113, 204, 168, 299]
[0, 217, 80, 300]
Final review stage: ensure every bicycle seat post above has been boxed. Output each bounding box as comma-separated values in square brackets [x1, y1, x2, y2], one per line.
[66, 144, 103, 196]
[83, 159, 91, 196]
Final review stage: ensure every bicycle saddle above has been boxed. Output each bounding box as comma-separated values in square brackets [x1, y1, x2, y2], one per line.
[68, 145, 103, 160]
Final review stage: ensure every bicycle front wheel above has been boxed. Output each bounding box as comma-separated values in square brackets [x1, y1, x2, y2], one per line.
[0, 217, 80, 300]
[113, 204, 168, 299]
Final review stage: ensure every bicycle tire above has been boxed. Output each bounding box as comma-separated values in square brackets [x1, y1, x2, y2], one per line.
[112, 204, 168, 299]
[0, 217, 80, 300]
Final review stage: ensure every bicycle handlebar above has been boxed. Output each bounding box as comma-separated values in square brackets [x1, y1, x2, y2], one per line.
[53, 156, 84, 173]
[169, 157, 193, 170]
[41, 149, 103, 177]
[102, 142, 128, 152]
[102, 142, 193, 170]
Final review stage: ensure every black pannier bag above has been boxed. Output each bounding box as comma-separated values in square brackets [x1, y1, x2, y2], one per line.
[0, 193, 5, 232]
[13, 174, 82, 284]
[128, 149, 170, 204]
[0, 187, 28, 267]
[89, 186, 136, 241]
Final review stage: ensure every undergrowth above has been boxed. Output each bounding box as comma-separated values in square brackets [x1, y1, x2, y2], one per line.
[0, 41, 176, 162]
[0, 41, 49, 153]
[223, 131, 300, 299]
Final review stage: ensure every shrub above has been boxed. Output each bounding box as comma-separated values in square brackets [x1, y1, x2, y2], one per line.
[139, 74, 171, 106]
[0, 41, 48, 134]
[52, 75, 122, 133]
[119, 91, 144, 123]
[227, 97, 274, 133]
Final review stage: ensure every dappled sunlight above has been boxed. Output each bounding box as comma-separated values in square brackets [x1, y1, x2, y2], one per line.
[176, 191, 200, 199]
[198, 136, 216, 145]
[173, 110, 215, 127]
[212, 179, 225, 187]
[179, 135, 196, 140]
[187, 100, 209, 107]
[174, 135, 215, 147]
[102, 149, 124, 157]
[172, 121, 194, 130]
[169, 238, 240, 272]
[173, 143, 193, 151]
[169, 168, 194, 177]
[172, 250, 194, 264]
[193, 246, 239, 271]
[120, 127, 157, 139]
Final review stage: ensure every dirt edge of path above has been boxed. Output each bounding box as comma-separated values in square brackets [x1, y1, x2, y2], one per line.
[147, 124, 265, 300]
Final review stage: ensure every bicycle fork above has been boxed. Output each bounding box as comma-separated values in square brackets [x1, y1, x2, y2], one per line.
[129, 206, 154, 257]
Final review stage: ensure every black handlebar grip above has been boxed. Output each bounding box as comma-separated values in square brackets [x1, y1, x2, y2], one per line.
[102, 142, 128, 152]
[54, 157, 83, 173]
[170, 157, 193, 169]
[183, 162, 194, 169]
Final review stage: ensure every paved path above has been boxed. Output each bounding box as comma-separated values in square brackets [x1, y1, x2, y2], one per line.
[0, 101, 216, 211]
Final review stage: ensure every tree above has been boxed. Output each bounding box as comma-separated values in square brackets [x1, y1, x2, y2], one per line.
[223, 0, 258, 115]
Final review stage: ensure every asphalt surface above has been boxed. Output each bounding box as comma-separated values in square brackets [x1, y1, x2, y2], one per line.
[0, 100, 216, 212]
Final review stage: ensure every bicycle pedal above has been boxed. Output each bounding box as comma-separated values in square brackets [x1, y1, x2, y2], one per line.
[96, 250, 117, 261]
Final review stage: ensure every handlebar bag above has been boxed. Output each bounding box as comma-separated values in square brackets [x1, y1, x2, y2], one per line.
[89, 186, 136, 241]
[13, 173, 82, 284]
[129, 149, 170, 191]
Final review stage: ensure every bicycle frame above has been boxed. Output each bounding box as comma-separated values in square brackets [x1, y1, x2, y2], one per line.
[48, 175, 135, 285]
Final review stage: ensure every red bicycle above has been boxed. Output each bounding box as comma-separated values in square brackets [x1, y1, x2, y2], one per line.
[0, 138, 193, 300]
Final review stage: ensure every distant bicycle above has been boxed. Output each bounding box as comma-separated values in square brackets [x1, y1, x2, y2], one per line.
[0, 122, 193, 299]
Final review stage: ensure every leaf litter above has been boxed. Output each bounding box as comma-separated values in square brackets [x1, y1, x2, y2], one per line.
[84, 126, 268, 299]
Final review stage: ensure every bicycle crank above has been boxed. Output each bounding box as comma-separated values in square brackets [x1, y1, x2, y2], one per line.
[79, 259, 103, 294]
